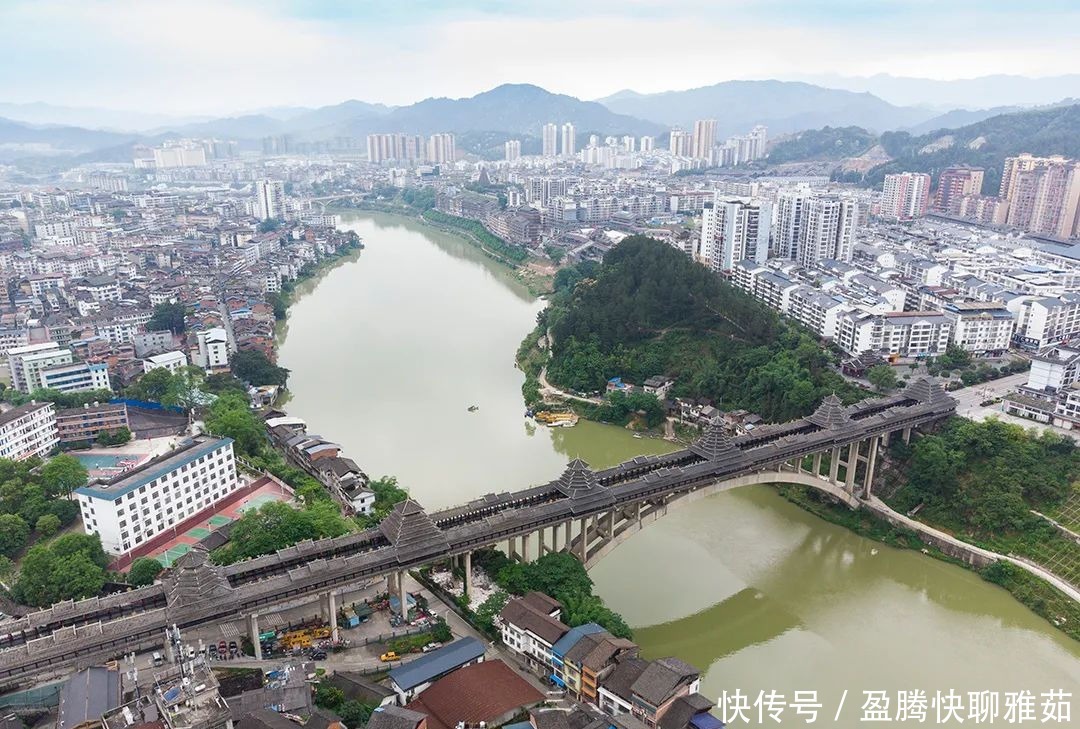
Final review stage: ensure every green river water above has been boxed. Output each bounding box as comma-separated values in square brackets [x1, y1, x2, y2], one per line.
[277, 211, 1080, 726]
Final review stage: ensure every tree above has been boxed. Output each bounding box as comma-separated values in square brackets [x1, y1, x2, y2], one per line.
[211, 500, 350, 565]
[257, 218, 282, 233]
[35, 514, 61, 538]
[12, 535, 108, 606]
[204, 393, 265, 456]
[97, 427, 132, 446]
[296, 480, 331, 507]
[337, 701, 374, 729]
[148, 302, 188, 335]
[267, 292, 288, 321]
[231, 350, 289, 387]
[128, 367, 175, 403]
[867, 365, 899, 392]
[314, 684, 345, 710]
[40, 455, 89, 497]
[0, 514, 30, 557]
[473, 590, 509, 634]
[205, 373, 248, 396]
[128, 557, 165, 587]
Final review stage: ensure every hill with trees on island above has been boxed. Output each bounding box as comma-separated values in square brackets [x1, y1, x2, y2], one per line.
[765, 102, 1080, 193]
[536, 235, 864, 423]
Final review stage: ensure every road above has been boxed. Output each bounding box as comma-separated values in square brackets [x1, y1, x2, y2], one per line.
[537, 366, 601, 405]
[949, 372, 1079, 440]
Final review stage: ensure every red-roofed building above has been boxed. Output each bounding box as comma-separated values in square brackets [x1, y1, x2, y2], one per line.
[405, 660, 544, 729]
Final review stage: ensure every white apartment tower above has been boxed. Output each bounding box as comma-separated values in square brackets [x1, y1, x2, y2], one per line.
[640, 136, 654, 153]
[797, 196, 859, 266]
[880, 172, 932, 220]
[700, 198, 773, 273]
[505, 140, 522, 162]
[426, 133, 456, 165]
[542, 123, 558, 158]
[691, 119, 717, 161]
[669, 128, 690, 157]
[561, 123, 576, 157]
[255, 179, 286, 221]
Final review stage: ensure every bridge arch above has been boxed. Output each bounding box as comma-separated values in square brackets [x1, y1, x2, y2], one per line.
[581, 470, 859, 570]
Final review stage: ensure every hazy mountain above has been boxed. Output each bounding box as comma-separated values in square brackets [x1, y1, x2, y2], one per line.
[595, 80, 936, 136]
[338, 83, 664, 138]
[903, 106, 1025, 135]
[0, 102, 212, 133]
[0, 117, 139, 160]
[282, 99, 391, 130]
[794, 73, 1080, 110]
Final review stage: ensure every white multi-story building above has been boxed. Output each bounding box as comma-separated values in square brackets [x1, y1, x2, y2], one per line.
[942, 302, 1015, 354]
[498, 592, 567, 676]
[773, 188, 811, 260]
[561, 123, 576, 158]
[40, 362, 111, 393]
[1026, 344, 1080, 393]
[798, 196, 859, 266]
[143, 350, 188, 374]
[542, 123, 558, 158]
[194, 327, 230, 372]
[0, 402, 58, 460]
[1013, 294, 1080, 349]
[878, 312, 954, 357]
[255, 179, 286, 221]
[505, 140, 522, 162]
[691, 119, 716, 160]
[700, 198, 772, 273]
[74, 436, 238, 556]
[639, 136, 654, 153]
[880, 172, 932, 221]
[8, 342, 73, 393]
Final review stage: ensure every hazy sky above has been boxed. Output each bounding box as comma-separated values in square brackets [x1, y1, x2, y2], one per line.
[2, 0, 1078, 114]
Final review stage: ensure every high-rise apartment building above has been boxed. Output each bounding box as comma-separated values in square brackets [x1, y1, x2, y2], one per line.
[1000, 154, 1080, 238]
[880, 172, 932, 220]
[621, 136, 636, 153]
[797, 196, 859, 266]
[561, 123, 576, 157]
[542, 123, 558, 158]
[691, 119, 717, 161]
[366, 133, 424, 164]
[640, 136, 654, 153]
[700, 197, 773, 273]
[669, 128, 691, 157]
[255, 179, 286, 221]
[505, 140, 522, 162]
[773, 188, 811, 260]
[426, 133, 456, 165]
[935, 166, 985, 214]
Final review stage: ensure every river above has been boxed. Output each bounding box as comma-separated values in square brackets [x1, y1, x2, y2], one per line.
[278, 211, 1080, 725]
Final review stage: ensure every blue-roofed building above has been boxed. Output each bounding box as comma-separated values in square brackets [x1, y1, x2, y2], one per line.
[388, 636, 485, 702]
[550, 622, 604, 688]
[73, 435, 238, 556]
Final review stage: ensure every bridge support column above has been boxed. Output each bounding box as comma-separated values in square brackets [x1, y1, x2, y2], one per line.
[829, 447, 840, 483]
[902, 427, 912, 445]
[397, 571, 408, 620]
[794, 457, 803, 474]
[386, 572, 397, 595]
[578, 518, 588, 562]
[636, 502, 642, 527]
[845, 441, 859, 491]
[464, 551, 473, 597]
[248, 612, 262, 661]
[521, 534, 531, 563]
[507, 538, 518, 562]
[864, 437, 880, 498]
[328, 590, 339, 644]
[562, 521, 572, 552]
[882, 430, 891, 447]
[813, 452, 822, 477]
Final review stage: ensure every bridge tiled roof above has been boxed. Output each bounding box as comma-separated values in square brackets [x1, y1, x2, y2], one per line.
[380, 499, 450, 563]
[553, 459, 615, 515]
[162, 544, 233, 612]
[688, 418, 737, 459]
[807, 394, 850, 429]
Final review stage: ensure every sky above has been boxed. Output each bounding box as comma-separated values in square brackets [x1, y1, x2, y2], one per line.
[1, 0, 1078, 115]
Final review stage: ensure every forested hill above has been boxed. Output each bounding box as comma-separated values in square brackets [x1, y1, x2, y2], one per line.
[542, 236, 863, 422]
[766, 102, 1080, 193]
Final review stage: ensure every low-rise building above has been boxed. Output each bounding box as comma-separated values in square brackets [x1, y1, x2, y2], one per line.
[56, 402, 129, 444]
[0, 401, 58, 460]
[144, 350, 188, 374]
[499, 592, 568, 676]
[388, 637, 486, 704]
[74, 435, 238, 555]
[40, 361, 112, 393]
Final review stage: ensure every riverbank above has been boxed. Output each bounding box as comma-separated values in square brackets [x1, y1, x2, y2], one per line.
[342, 203, 554, 296]
[778, 484, 1080, 642]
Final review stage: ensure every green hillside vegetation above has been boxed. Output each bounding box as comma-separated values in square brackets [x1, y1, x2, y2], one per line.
[766, 103, 1080, 194]
[541, 236, 864, 422]
[766, 126, 878, 164]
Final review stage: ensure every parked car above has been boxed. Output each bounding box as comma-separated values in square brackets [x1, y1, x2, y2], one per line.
[421, 643, 441, 653]
[379, 651, 399, 662]
[208, 645, 217, 659]
[311, 650, 327, 660]
[228, 641, 238, 657]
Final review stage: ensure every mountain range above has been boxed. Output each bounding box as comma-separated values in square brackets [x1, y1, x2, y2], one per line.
[0, 77, 1076, 165]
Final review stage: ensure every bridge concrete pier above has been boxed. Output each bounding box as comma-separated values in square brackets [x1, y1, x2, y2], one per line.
[829, 447, 840, 482]
[327, 590, 339, 643]
[464, 551, 473, 597]
[902, 427, 912, 444]
[845, 441, 858, 491]
[813, 452, 823, 477]
[397, 571, 407, 619]
[864, 436, 880, 498]
[248, 612, 262, 660]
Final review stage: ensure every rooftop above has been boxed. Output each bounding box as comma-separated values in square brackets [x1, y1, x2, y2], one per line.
[74, 436, 233, 500]
[388, 637, 485, 692]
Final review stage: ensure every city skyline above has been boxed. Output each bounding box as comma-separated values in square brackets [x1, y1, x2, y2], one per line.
[1, 0, 1078, 115]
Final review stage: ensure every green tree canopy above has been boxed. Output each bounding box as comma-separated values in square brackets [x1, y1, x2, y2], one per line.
[212, 500, 350, 565]
[39, 454, 88, 498]
[128, 557, 165, 586]
[231, 350, 290, 387]
[12, 534, 108, 606]
[35, 513, 61, 537]
[0, 514, 30, 557]
[867, 365, 899, 392]
[204, 392, 265, 456]
[148, 302, 188, 335]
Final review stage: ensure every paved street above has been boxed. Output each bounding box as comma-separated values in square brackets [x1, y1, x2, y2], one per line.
[949, 372, 1079, 440]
